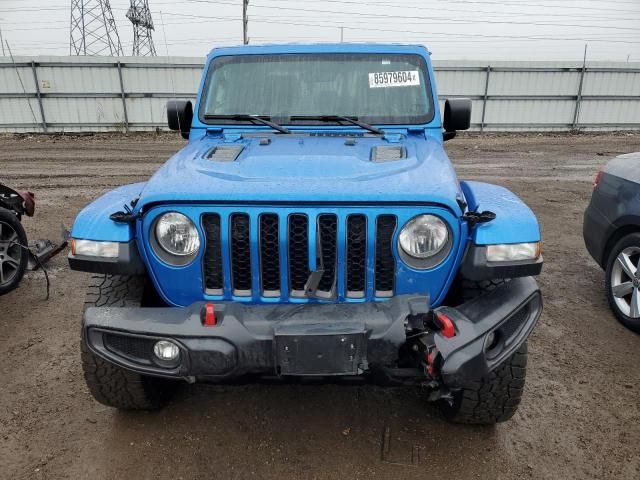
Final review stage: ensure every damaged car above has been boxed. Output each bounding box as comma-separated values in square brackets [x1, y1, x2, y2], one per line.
[0, 183, 66, 297]
[0, 183, 33, 295]
[68, 44, 543, 424]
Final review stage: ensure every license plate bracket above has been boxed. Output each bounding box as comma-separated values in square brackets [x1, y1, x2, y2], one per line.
[274, 323, 367, 376]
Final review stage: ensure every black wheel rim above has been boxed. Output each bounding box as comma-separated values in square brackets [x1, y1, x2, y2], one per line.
[0, 220, 23, 286]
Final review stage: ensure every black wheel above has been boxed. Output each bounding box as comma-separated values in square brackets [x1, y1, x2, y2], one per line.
[81, 274, 178, 410]
[439, 342, 528, 425]
[0, 207, 28, 296]
[438, 277, 526, 425]
[605, 232, 640, 333]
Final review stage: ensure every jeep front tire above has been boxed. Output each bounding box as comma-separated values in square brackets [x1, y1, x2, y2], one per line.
[439, 278, 527, 424]
[80, 274, 178, 410]
[438, 342, 528, 424]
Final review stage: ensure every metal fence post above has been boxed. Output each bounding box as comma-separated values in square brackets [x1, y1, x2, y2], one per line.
[572, 64, 586, 131]
[480, 65, 491, 133]
[30, 61, 47, 132]
[116, 61, 130, 133]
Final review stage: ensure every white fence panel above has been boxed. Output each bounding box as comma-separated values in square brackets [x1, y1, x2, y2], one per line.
[0, 56, 639, 133]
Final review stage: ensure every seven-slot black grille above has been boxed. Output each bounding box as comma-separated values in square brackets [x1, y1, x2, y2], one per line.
[202, 211, 399, 299]
[346, 215, 367, 296]
[260, 214, 280, 295]
[230, 214, 252, 294]
[375, 215, 397, 295]
[317, 214, 338, 294]
[203, 214, 223, 293]
[288, 214, 309, 293]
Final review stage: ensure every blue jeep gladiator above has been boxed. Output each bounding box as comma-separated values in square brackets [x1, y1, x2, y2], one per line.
[69, 44, 543, 424]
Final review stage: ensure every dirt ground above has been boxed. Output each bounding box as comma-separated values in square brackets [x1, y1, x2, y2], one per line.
[1, 132, 639, 480]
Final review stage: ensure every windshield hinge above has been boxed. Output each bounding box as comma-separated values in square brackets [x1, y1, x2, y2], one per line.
[205, 127, 223, 136]
[407, 127, 426, 138]
[222, 133, 243, 143]
[382, 132, 403, 143]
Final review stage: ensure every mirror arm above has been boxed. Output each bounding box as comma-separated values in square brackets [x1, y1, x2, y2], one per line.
[443, 131, 457, 142]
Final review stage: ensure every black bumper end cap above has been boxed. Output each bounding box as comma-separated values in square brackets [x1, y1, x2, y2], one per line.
[434, 276, 542, 389]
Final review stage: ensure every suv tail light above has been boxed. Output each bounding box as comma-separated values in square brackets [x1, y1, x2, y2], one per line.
[593, 169, 603, 189]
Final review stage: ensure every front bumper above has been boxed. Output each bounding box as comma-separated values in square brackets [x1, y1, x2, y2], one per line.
[83, 277, 542, 386]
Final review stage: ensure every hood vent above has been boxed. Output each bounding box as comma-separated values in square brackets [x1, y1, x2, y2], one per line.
[371, 146, 406, 163]
[205, 145, 245, 162]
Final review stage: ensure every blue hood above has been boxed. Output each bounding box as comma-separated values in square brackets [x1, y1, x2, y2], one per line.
[137, 133, 463, 214]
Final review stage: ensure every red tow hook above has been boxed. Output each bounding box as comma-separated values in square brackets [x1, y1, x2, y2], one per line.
[201, 303, 217, 326]
[435, 311, 456, 338]
[426, 351, 435, 377]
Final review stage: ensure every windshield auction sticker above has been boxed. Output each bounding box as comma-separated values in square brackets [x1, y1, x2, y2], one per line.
[369, 71, 420, 88]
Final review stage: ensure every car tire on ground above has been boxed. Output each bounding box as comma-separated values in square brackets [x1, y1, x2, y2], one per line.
[0, 207, 29, 296]
[438, 278, 527, 425]
[605, 232, 640, 333]
[80, 274, 179, 410]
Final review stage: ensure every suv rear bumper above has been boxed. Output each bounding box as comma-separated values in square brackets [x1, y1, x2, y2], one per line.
[83, 277, 542, 386]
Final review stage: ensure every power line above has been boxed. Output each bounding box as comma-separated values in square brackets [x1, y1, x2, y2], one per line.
[176, 0, 640, 33]
[9, 12, 639, 40]
[5, 10, 640, 32]
[2, 1, 638, 23]
[410, 0, 640, 14]
[161, 11, 640, 45]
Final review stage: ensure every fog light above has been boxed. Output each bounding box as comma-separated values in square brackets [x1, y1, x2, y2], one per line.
[153, 340, 180, 361]
[484, 330, 501, 355]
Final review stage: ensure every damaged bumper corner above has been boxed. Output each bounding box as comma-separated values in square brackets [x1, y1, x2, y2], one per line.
[432, 277, 542, 389]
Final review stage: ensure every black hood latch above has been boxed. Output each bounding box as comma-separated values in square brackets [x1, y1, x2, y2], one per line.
[110, 198, 140, 224]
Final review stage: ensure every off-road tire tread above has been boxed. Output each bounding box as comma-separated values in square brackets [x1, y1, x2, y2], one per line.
[441, 277, 526, 424]
[441, 343, 527, 425]
[81, 336, 169, 410]
[460, 278, 508, 302]
[83, 273, 145, 309]
[81, 274, 175, 410]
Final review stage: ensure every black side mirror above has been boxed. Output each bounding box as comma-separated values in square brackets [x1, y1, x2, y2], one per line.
[443, 98, 472, 141]
[167, 100, 193, 140]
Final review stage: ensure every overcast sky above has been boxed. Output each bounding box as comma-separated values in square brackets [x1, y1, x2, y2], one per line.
[0, 0, 639, 61]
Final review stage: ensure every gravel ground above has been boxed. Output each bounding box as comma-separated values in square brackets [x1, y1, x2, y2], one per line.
[1, 132, 639, 480]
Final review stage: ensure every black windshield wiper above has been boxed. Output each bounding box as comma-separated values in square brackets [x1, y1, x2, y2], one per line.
[204, 114, 291, 134]
[290, 115, 384, 135]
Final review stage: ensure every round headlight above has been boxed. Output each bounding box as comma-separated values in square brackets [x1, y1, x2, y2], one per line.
[155, 212, 200, 256]
[399, 215, 449, 259]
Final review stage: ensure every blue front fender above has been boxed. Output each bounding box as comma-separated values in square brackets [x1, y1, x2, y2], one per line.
[71, 183, 145, 242]
[461, 181, 541, 245]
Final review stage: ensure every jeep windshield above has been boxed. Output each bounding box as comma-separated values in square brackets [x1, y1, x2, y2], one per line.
[199, 53, 434, 127]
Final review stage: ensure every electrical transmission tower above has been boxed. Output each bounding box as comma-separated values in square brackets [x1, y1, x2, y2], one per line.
[69, 0, 124, 56]
[127, 0, 157, 56]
